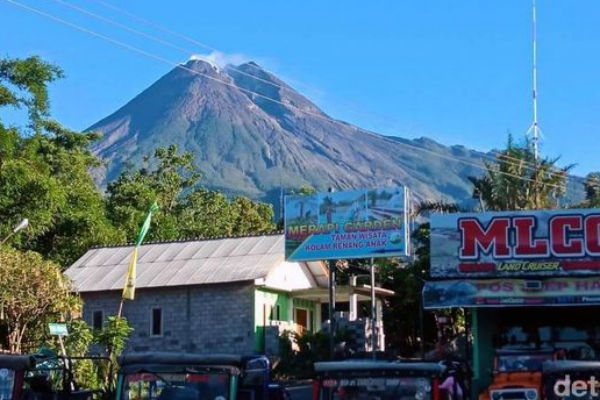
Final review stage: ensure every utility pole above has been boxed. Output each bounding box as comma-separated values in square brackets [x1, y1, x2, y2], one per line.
[327, 187, 336, 359]
[370, 258, 377, 359]
[328, 259, 336, 359]
[0, 219, 29, 247]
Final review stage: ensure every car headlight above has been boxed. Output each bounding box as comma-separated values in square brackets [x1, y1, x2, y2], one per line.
[414, 391, 425, 400]
[526, 389, 537, 400]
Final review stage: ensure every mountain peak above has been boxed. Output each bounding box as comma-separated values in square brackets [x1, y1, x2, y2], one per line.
[184, 57, 221, 73]
[88, 59, 498, 206]
[244, 61, 261, 68]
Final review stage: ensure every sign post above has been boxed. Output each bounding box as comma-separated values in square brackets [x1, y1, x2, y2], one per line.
[49, 323, 73, 390]
[284, 186, 410, 261]
[285, 186, 410, 360]
[370, 257, 377, 359]
[48, 323, 69, 357]
[328, 259, 336, 359]
[426, 209, 600, 308]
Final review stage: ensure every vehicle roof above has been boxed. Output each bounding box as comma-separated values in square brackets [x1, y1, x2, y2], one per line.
[0, 355, 35, 370]
[118, 352, 245, 367]
[543, 360, 600, 373]
[495, 348, 554, 356]
[314, 360, 445, 374]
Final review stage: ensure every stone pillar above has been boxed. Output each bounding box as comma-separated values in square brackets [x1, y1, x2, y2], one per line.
[315, 301, 322, 330]
[349, 275, 358, 321]
[376, 299, 384, 350]
[288, 297, 294, 326]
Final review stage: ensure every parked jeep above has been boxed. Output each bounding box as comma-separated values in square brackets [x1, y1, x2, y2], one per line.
[115, 352, 288, 400]
[0, 351, 107, 400]
[543, 360, 600, 400]
[313, 359, 449, 400]
[478, 349, 554, 400]
[0, 354, 35, 399]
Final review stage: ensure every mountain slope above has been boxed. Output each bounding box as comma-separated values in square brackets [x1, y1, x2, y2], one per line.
[89, 59, 492, 204]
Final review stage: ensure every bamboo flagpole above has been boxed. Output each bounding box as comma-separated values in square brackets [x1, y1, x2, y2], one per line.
[117, 201, 159, 317]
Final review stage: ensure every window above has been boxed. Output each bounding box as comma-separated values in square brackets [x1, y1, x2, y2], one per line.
[123, 372, 230, 400]
[151, 308, 162, 336]
[269, 304, 281, 321]
[92, 311, 103, 330]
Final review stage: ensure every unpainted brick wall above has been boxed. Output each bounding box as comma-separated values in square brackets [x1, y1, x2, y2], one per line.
[81, 281, 256, 354]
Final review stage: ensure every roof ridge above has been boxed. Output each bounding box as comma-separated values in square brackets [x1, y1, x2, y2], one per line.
[89, 230, 284, 249]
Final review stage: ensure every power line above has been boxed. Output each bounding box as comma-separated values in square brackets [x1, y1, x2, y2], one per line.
[61, 0, 573, 179]
[80, 0, 579, 180]
[2, 0, 334, 120]
[45, 0, 291, 92]
[3, 0, 590, 193]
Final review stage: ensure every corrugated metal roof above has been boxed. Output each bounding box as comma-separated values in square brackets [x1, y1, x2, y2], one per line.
[65, 234, 287, 293]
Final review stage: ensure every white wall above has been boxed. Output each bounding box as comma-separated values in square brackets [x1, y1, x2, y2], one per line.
[264, 261, 317, 291]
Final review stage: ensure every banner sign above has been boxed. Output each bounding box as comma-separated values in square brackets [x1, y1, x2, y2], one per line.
[423, 277, 600, 309]
[48, 323, 69, 336]
[284, 186, 409, 261]
[431, 209, 600, 278]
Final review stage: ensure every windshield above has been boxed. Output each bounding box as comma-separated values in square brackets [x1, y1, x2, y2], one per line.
[496, 353, 553, 372]
[319, 377, 433, 400]
[122, 372, 230, 400]
[0, 368, 15, 400]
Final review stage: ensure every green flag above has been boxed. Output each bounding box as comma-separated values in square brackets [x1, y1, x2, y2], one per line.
[122, 202, 158, 300]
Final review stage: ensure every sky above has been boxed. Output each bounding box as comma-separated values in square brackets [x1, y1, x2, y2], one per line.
[1, 0, 599, 175]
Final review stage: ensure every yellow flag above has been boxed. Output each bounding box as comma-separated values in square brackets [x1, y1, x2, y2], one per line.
[121, 202, 158, 300]
[122, 247, 138, 300]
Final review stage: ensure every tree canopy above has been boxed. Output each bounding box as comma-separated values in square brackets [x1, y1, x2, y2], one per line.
[106, 144, 275, 243]
[1, 56, 276, 268]
[0, 247, 80, 353]
[469, 135, 572, 211]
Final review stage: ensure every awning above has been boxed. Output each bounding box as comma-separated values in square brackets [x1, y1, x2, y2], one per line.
[423, 276, 600, 309]
[292, 285, 395, 303]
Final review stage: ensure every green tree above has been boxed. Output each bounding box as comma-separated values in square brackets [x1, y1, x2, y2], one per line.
[0, 56, 63, 130]
[62, 320, 102, 392]
[107, 145, 275, 241]
[96, 316, 133, 388]
[230, 196, 274, 234]
[0, 56, 122, 266]
[295, 185, 317, 196]
[583, 173, 600, 207]
[0, 247, 80, 353]
[469, 135, 571, 211]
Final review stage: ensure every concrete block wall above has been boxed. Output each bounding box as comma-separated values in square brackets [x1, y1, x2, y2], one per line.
[326, 317, 385, 352]
[81, 281, 256, 354]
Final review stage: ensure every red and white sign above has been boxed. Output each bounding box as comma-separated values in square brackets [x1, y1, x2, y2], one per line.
[431, 209, 600, 278]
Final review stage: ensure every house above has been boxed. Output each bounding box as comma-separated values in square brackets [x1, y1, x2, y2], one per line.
[65, 234, 393, 355]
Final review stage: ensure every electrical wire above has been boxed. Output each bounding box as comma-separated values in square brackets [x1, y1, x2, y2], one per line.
[3, 0, 594, 193]
[55, 0, 580, 182]
[45, 0, 293, 92]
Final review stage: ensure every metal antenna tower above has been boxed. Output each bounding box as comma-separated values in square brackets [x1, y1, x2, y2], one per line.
[527, 0, 541, 161]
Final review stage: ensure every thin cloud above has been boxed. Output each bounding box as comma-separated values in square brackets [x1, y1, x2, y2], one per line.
[189, 51, 250, 68]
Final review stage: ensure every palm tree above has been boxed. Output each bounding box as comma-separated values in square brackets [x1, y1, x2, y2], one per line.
[320, 196, 336, 223]
[414, 201, 461, 218]
[296, 200, 305, 219]
[584, 173, 600, 207]
[469, 135, 572, 211]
